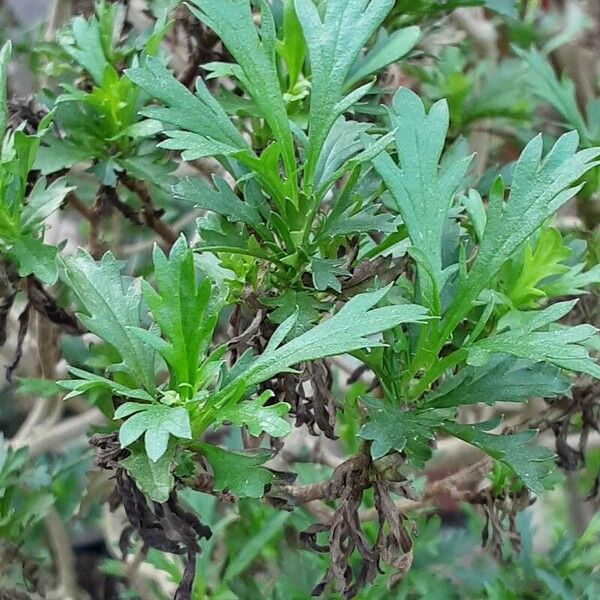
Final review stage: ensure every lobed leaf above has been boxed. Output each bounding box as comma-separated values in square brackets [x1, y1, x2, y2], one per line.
[358, 396, 442, 466]
[372, 88, 472, 310]
[196, 443, 274, 498]
[121, 444, 175, 503]
[116, 402, 192, 462]
[295, 0, 394, 189]
[126, 57, 249, 157]
[187, 0, 296, 185]
[134, 237, 217, 394]
[441, 132, 600, 339]
[442, 422, 555, 495]
[244, 286, 428, 386]
[423, 355, 571, 409]
[62, 251, 157, 391]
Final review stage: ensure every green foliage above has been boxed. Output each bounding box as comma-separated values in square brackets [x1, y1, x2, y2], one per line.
[442, 422, 555, 495]
[121, 444, 176, 502]
[358, 396, 441, 465]
[0, 435, 53, 542]
[35, 2, 173, 187]
[295, 0, 394, 189]
[115, 402, 192, 462]
[195, 444, 274, 498]
[4, 1, 600, 596]
[372, 88, 472, 310]
[0, 42, 72, 284]
[62, 250, 158, 392]
[423, 355, 571, 409]
[440, 132, 600, 342]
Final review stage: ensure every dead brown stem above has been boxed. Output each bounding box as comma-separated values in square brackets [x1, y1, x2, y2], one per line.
[119, 174, 178, 247]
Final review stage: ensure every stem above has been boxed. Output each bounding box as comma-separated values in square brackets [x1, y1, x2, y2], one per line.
[119, 174, 178, 247]
[45, 0, 71, 43]
[45, 508, 78, 600]
[10, 409, 105, 457]
[410, 348, 468, 401]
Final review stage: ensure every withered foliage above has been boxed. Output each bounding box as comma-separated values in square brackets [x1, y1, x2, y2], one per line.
[475, 489, 533, 561]
[90, 434, 211, 600]
[0, 261, 18, 347]
[300, 451, 413, 599]
[0, 269, 83, 380]
[227, 303, 341, 439]
[548, 381, 600, 499]
[277, 361, 338, 440]
[5, 302, 30, 382]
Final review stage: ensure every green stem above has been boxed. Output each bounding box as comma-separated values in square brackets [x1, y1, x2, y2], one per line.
[408, 348, 468, 401]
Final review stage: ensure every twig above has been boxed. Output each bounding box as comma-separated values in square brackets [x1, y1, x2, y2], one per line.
[45, 0, 71, 42]
[119, 174, 178, 247]
[44, 508, 78, 600]
[118, 208, 203, 257]
[88, 189, 107, 259]
[11, 313, 61, 444]
[10, 409, 105, 456]
[66, 191, 93, 221]
[306, 458, 493, 525]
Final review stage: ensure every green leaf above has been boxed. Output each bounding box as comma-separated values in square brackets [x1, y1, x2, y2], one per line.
[262, 290, 328, 338]
[187, 0, 296, 185]
[59, 13, 110, 86]
[503, 226, 571, 308]
[121, 444, 175, 503]
[34, 138, 97, 175]
[276, 0, 306, 90]
[0, 41, 11, 143]
[442, 132, 600, 340]
[116, 402, 192, 462]
[217, 393, 291, 437]
[470, 325, 600, 379]
[158, 131, 245, 161]
[126, 57, 249, 156]
[174, 176, 262, 227]
[310, 257, 350, 293]
[423, 355, 571, 409]
[296, 0, 394, 188]
[313, 118, 369, 190]
[17, 377, 63, 398]
[469, 302, 600, 379]
[318, 194, 396, 239]
[345, 26, 420, 89]
[542, 262, 600, 298]
[358, 396, 442, 466]
[62, 251, 157, 391]
[516, 48, 589, 144]
[442, 422, 555, 495]
[246, 286, 428, 386]
[58, 367, 155, 401]
[10, 236, 59, 285]
[21, 178, 74, 234]
[196, 443, 274, 498]
[135, 237, 216, 394]
[371, 88, 472, 309]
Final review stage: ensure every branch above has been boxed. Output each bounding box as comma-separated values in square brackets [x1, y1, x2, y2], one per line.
[45, 508, 78, 600]
[45, 0, 71, 42]
[10, 409, 105, 457]
[119, 174, 178, 247]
